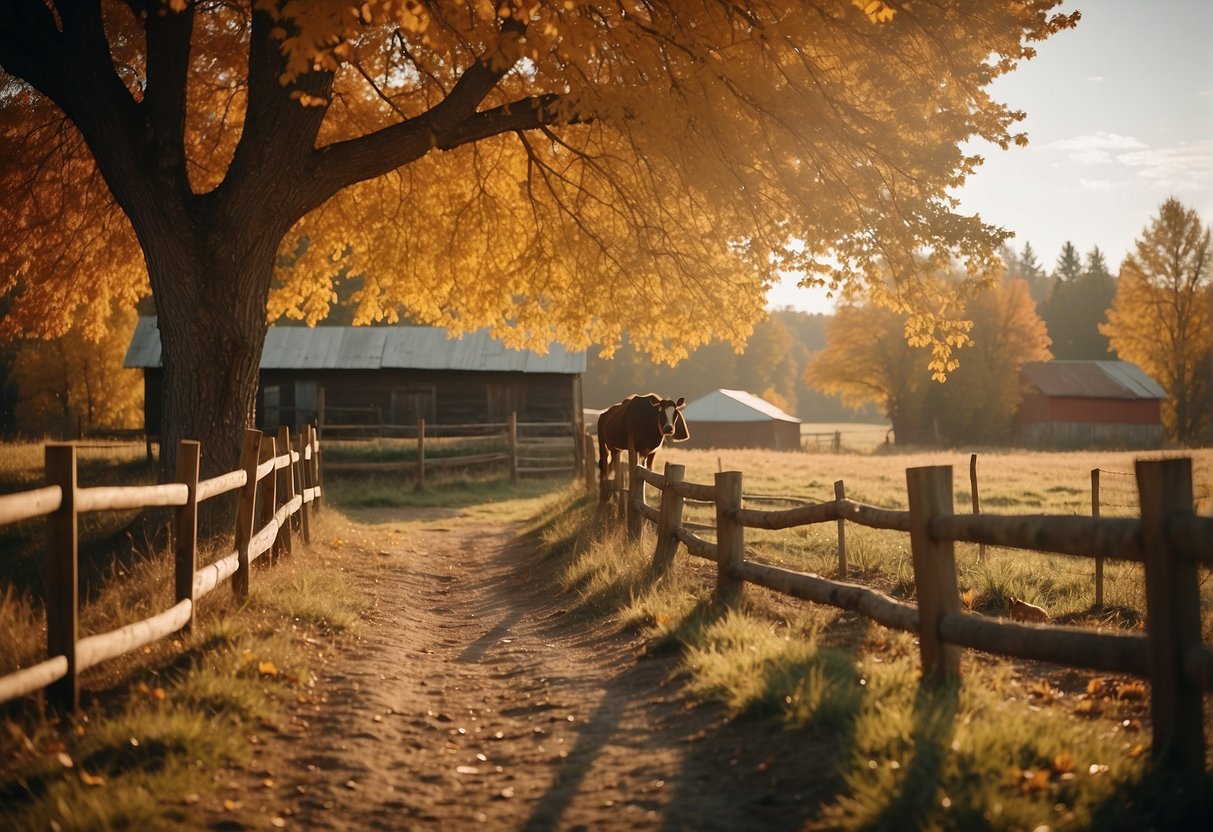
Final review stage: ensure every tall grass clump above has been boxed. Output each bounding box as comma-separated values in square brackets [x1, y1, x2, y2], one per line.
[0, 508, 371, 831]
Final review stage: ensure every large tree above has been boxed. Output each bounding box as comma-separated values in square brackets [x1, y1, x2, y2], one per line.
[1101, 199, 1211, 444]
[806, 272, 1051, 445]
[0, 1, 1075, 478]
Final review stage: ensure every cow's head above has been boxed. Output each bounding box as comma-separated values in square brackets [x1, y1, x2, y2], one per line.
[647, 395, 690, 441]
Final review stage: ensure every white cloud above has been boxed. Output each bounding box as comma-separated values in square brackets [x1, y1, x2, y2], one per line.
[1070, 149, 1112, 165]
[1085, 76, 1105, 82]
[1117, 140, 1213, 190]
[1046, 132, 1148, 164]
[1080, 178, 1114, 191]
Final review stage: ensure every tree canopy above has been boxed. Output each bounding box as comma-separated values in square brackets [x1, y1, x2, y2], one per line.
[1101, 198, 1211, 444]
[806, 270, 1051, 444]
[0, 1, 1077, 474]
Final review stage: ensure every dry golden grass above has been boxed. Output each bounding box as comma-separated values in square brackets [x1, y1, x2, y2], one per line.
[661, 446, 1213, 515]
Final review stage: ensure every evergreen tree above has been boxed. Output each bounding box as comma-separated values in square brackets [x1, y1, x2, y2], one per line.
[1043, 242, 1116, 359]
[1053, 241, 1084, 283]
[1018, 241, 1049, 306]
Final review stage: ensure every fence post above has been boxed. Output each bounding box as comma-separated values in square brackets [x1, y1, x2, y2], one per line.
[1136, 457, 1204, 780]
[45, 443, 79, 711]
[652, 463, 685, 572]
[834, 479, 848, 578]
[259, 436, 279, 563]
[233, 429, 262, 599]
[417, 417, 426, 490]
[833, 430, 841, 453]
[316, 388, 326, 438]
[583, 432, 597, 493]
[906, 465, 961, 686]
[1091, 468, 1104, 609]
[714, 471, 744, 605]
[970, 453, 986, 562]
[309, 424, 322, 512]
[627, 451, 643, 541]
[295, 429, 311, 544]
[275, 427, 294, 557]
[174, 440, 200, 633]
[508, 412, 519, 483]
[613, 453, 626, 518]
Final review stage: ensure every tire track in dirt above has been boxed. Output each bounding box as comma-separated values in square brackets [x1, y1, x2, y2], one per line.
[206, 509, 831, 831]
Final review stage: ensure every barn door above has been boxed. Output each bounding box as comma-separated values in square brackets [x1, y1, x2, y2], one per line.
[294, 381, 318, 428]
[486, 382, 523, 423]
[261, 385, 280, 430]
[390, 386, 436, 426]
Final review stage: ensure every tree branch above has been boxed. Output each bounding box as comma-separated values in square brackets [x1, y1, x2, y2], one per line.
[143, 1, 196, 192]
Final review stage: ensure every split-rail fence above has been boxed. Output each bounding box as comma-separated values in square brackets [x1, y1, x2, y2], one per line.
[321, 413, 579, 484]
[0, 425, 322, 712]
[599, 452, 1212, 783]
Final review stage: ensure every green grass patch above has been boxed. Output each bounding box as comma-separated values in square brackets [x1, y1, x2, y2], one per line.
[0, 508, 370, 832]
[529, 488, 1213, 830]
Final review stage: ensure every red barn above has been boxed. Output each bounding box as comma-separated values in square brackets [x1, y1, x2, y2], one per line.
[1013, 361, 1165, 448]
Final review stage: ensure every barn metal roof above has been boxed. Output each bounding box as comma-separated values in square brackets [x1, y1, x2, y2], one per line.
[1020, 361, 1165, 400]
[124, 317, 586, 374]
[681, 389, 801, 423]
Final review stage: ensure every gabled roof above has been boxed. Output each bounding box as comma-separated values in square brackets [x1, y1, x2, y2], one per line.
[682, 389, 801, 423]
[1020, 361, 1165, 400]
[124, 317, 586, 374]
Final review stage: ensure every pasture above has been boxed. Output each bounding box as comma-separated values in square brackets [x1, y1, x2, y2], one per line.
[652, 445, 1213, 639]
[2, 439, 1211, 829]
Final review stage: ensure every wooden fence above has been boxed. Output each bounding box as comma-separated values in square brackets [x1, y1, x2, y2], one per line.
[600, 453, 1213, 782]
[322, 414, 580, 483]
[0, 425, 322, 712]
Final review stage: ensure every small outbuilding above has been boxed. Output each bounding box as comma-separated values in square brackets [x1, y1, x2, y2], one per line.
[680, 389, 802, 450]
[1013, 360, 1165, 448]
[124, 317, 586, 436]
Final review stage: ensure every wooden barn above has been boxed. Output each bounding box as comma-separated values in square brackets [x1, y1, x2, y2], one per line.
[680, 388, 802, 450]
[124, 318, 586, 436]
[1012, 360, 1165, 449]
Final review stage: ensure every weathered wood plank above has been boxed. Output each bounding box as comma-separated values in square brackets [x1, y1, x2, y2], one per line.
[930, 514, 1143, 561]
[76, 599, 193, 672]
[937, 613, 1148, 676]
[0, 656, 68, 707]
[75, 483, 188, 513]
[0, 485, 62, 526]
[196, 470, 246, 503]
[736, 560, 918, 633]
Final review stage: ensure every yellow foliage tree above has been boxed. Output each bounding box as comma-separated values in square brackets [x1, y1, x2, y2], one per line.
[10, 303, 143, 437]
[0, 1, 1076, 476]
[807, 273, 1051, 444]
[1101, 199, 1212, 444]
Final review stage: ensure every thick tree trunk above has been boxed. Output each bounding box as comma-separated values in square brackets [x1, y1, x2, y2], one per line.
[146, 224, 278, 485]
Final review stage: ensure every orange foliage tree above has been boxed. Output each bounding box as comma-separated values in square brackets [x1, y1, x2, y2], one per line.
[1101, 199, 1212, 444]
[806, 273, 1051, 444]
[10, 303, 143, 437]
[0, 1, 1076, 477]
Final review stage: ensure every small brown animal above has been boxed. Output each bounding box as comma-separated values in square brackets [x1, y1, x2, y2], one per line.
[1008, 596, 1049, 624]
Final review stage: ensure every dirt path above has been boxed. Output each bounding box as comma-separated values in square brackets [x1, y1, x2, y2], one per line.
[200, 508, 831, 831]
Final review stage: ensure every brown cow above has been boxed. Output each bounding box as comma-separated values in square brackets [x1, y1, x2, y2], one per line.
[597, 394, 690, 490]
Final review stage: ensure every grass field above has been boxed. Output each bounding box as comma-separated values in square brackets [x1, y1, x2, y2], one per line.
[2, 440, 1211, 828]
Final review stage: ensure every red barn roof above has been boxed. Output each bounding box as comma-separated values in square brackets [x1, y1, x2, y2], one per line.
[1020, 361, 1165, 400]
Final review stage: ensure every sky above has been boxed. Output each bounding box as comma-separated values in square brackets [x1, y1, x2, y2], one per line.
[766, 0, 1213, 315]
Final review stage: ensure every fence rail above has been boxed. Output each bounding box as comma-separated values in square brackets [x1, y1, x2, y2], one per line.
[320, 413, 579, 484]
[601, 453, 1212, 782]
[0, 425, 323, 711]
